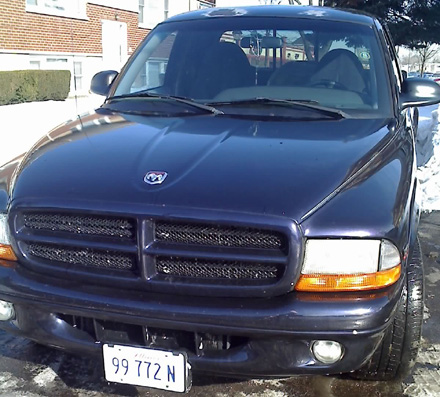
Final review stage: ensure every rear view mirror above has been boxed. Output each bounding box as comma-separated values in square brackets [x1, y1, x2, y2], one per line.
[240, 36, 283, 49]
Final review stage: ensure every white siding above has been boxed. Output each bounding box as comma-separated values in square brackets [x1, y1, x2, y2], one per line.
[87, 0, 139, 13]
[167, 0, 199, 18]
[0, 52, 105, 97]
[139, 0, 212, 29]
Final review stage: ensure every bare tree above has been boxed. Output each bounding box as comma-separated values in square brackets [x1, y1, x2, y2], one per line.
[399, 51, 418, 72]
[415, 44, 440, 76]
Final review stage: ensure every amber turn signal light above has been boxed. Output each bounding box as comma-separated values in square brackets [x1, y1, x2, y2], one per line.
[294, 264, 401, 292]
[0, 244, 17, 262]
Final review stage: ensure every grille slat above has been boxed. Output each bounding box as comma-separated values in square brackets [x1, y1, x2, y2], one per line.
[155, 222, 285, 250]
[28, 243, 135, 270]
[156, 257, 280, 280]
[23, 213, 135, 239]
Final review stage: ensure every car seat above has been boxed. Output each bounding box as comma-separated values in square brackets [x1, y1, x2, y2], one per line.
[191, 41, 254, 99]
[268, 61, 318, 86]
[309, 49, 367, 93]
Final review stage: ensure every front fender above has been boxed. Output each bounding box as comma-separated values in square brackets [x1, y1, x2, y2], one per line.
[299, 126, 415, 257]
[0, 156, 24, 212]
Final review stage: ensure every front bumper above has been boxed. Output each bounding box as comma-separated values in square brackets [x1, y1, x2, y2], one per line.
[0, 262, 402, 377]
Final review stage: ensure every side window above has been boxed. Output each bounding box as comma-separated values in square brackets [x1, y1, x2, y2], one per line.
[130, 32, 177, 93]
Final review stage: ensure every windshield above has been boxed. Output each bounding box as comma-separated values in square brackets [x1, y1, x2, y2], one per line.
[114, 16, 392, 118]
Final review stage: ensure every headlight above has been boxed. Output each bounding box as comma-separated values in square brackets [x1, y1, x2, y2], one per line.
[0, 214, 17, 261]
[295, 239, 401, 292]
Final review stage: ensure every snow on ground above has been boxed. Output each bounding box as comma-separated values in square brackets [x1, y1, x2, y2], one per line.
[417, 104, 440, 211]
[1, 98, 440, 211]
[1, 95, 103, 166]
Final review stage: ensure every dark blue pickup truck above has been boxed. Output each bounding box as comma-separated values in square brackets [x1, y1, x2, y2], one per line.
[1, 5, 440, 393]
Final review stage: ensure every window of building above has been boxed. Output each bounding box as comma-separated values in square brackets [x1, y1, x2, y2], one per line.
[74, 61, 83, 90]
[46, 58, 68, 65]
[139, 0, 145, 24]
[138, 0, 165, 29]
[164, 0, 169, 20]
[29, 61, 40, 70]
[46, 57, 70, 72]
[198, 1, 214, 9]
[26, 0, 87, 20]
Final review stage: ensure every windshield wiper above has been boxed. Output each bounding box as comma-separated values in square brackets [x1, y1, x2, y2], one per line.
[207, 98, 348, 119]
[106, 92, 223, 115]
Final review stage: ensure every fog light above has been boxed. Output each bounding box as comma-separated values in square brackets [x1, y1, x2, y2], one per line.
[312, 340, 343, 364]
[0, 300, 14, 321]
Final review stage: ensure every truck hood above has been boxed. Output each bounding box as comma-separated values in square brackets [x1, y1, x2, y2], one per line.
[11, 110, 393, 221]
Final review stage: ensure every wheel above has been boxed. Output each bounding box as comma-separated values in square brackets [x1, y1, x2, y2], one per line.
[351, 237, 424, 381]
[307, 79, 348, 90]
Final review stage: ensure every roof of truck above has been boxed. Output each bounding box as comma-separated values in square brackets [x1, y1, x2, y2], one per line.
[164, 6, 376, 26]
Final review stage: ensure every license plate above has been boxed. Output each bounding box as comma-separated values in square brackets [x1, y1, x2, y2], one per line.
[103, 344, 191, 393]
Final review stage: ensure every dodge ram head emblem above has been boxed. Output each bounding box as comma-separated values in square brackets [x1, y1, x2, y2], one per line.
[144, 171, 168, 185]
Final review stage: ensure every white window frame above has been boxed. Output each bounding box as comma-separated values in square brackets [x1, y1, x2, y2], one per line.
[164, 0, 169, 20]
[139, 0, 145, 24]
[88, 1, 138, 13]
[26, 0, 88, 20]
[46, 57, 69, 65]
[138, 0, 165, 29]
[73, 61, 83, 91]
[29, 60, 41, 70]
[198, 1, 214, 9]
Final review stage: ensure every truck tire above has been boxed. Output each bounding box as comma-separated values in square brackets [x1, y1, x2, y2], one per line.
[352, 238, 424, 381]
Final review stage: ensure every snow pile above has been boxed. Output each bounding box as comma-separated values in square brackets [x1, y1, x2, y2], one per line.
[1, 96, 103, 166]
[417, 104, 440, 211]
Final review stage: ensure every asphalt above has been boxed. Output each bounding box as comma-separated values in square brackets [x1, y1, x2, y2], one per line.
[0, 212, 439, 396]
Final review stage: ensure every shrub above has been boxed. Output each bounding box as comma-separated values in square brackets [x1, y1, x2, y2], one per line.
[0, 70, 71, 105]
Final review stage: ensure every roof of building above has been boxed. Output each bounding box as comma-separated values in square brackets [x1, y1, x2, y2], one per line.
[164, 6, 377, 26]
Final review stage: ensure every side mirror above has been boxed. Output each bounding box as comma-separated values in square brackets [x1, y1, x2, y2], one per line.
[401, 77, 440, 109]
[402, 70, 408, 80]
[90, 70, 118, 96]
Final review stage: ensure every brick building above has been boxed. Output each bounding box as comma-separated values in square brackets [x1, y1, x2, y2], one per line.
[0, 0, 215, 96]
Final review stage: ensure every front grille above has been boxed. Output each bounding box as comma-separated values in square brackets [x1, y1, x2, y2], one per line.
[155, 221, 285, 250]
[14, 208, 293, 297]
[156, 256, 280, 280]
[23, 213, 135, 239]
[28, 243, 135, 270]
